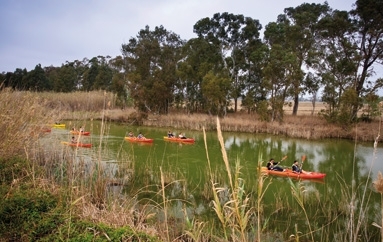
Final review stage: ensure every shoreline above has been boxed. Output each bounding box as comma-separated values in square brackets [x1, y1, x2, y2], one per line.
[63, 109, 383, 142]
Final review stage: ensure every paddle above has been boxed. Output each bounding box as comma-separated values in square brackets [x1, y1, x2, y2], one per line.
[281, 155, 288, 162]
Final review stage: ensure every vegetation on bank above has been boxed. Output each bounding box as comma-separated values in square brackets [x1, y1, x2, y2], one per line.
[34, 91, 383, 142]
[2, 0, 383, 126]
[2, 89, 383, 241]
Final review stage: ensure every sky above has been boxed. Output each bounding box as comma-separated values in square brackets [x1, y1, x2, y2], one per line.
[0, 0, 356, 73]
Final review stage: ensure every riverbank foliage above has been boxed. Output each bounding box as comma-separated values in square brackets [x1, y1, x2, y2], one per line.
[2, 0, 383, 125]
[33, 90, 383, 142]
[1, 89, 383, 241]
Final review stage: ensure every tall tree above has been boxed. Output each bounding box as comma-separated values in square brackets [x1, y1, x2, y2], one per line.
[193, 12, 263, 112]
[121, 25, 184, 114]
[274, 3, 331, 115]
[177, 37, 223, 113]
[315, 9, 358, 122]
[23, 64, 51, 91]
[349, 0, 383, 118]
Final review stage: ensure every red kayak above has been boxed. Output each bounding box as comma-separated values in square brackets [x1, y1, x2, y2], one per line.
[70, 130, 91, 136]
[261, 167, 326, 179]
[62, 141, 92, 148]
[163, 136, 195, 143]
[124, 137, 154, 143]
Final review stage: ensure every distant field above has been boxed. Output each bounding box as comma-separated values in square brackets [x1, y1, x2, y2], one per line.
[232, 100, 325, 115]
[284, 101, 325, 115]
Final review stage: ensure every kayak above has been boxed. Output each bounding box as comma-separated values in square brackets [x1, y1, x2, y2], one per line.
[70, 130, 91, 136]
[52, 123, 66, 128]
[124, 137, 154, 143]
[62, 141, 92, 148]
[163, 136, 195, 143]
[261, 167, 326, 179]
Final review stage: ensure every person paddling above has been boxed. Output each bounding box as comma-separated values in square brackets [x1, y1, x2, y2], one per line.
[267, 158, 285, 172]
[292, 160, 310, 174]
[292, 160, 302, 173]
[167, 130, 174, 138]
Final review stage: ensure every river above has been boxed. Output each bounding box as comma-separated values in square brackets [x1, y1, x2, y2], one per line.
[43, 120, 383, 241]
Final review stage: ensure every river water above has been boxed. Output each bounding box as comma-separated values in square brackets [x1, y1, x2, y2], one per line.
[45, 120, 383, 240]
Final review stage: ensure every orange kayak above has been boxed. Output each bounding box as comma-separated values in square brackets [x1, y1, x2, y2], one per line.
[163, 136, 195, 143]
[61, 141, 92, 148]
[70, 130, 91, 136]
[124, 137, 154, 143]
[261, 167, 326, 179]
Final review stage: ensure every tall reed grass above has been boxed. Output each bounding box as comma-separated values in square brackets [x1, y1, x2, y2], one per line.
[2, 88, 383, 241]
[0, 88, 59, 159]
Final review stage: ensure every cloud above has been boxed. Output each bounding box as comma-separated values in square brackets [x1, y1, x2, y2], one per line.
[0, 0, 355, 72]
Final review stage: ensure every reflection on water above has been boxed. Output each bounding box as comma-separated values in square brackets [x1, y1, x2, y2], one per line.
[41, 121, 383, 240]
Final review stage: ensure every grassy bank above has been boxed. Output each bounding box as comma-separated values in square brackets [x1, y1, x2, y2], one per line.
[1, 89, 382, 241]
[34, 91, 381, 142]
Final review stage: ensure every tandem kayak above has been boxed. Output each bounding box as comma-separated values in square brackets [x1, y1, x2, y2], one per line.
[261, 167, 326, 179]
[163, 136, 195, 143]
[61, 141, 92, 148]
[124, 137, 154, 143]
[70, 130, 91, 136]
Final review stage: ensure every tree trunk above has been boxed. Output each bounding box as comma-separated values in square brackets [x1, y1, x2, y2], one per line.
[292, 93, 299, 115]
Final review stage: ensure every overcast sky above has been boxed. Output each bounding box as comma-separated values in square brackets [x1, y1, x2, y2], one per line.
[0, 0, 356, 73]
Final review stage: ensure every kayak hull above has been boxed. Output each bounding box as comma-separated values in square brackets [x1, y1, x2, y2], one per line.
[70, 131, 91, 136]
[261, 167, 326, 179]
[124, 137, 154, 143]
[62, 141, 92, 148]
[163, 136, 195, 143]
[52, 124, 66, 128]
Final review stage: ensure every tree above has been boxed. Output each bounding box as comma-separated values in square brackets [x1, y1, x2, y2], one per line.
[272, 3, 331, 115]
[201, 71, 231, 116]
[193, 12, 263, 112]
[349, 0, 383, 118]
[23, 64, 51, 91]
[315, 9, 357, 121]
[177, 37, 223, 113]
[121, 25, 184, 114]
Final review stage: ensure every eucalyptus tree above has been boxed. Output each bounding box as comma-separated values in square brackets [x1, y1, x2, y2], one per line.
[193, 12, 263, 113]
[315, 9, 358, 122]
[348, 0, 383, 119]
[4, 68, 27, 90]
[121, 25, 184, 114]
[82, 57, 99, 91]
[93, 56, 113, 91]
[262, 43, 300, 121]
[177, 37, 223, 113]
[23, 64, 51, 91]
[202, 71, 231, 116]
[315, 0, 383, 123]
[109, 55, 128, 108]
[268, 3, 331, 115]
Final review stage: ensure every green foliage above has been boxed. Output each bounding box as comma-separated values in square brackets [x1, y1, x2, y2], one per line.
[0, 157, 160, 242]
[256, 100, 270, 121]
[321, 88, 363, 126]
[0, 157, 30, 185]
[0, 184, 61, 241]
[43, 220, 160, 242]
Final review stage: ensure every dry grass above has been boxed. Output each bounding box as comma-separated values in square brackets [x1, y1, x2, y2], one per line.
[28, 91, 381, 141]
[0, 88, 59, 159]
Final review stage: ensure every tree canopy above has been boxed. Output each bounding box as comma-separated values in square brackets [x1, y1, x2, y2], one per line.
[1, 0, 382, 123]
